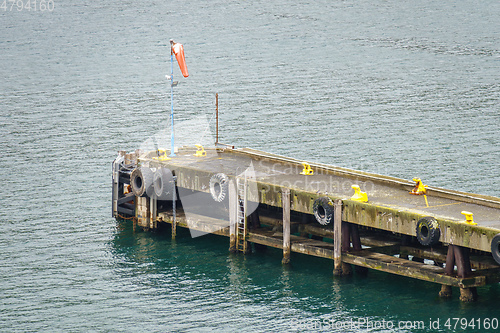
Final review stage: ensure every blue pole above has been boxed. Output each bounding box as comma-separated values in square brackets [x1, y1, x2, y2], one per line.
[169, 40, 176, 157]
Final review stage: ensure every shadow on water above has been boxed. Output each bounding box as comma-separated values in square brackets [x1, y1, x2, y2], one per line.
[111, 219, 500, 332]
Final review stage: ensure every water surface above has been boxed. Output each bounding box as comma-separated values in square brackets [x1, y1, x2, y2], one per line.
[1, 1, 499, 331]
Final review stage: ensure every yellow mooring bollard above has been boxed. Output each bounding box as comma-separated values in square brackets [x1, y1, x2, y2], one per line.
[410, 177, 427, 195]
[153, 149, 171, 161]
[461, 211, 477, 225]
[300, 162, 314, 175]
[193, 144, 207, 157]
[351, 185, 368, 202]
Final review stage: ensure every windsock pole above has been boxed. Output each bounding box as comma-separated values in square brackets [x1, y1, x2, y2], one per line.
[169, 39, 176, 157]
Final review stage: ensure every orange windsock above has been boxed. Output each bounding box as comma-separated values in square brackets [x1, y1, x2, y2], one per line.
[172, 43, 189, 78]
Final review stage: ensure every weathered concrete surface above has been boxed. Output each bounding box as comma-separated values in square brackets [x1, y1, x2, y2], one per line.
[141, 146, 500, 253]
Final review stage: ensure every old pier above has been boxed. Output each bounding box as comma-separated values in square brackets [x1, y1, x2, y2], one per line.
[112, 144, 500, 302]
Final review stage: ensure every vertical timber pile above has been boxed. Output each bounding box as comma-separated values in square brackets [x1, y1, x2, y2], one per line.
[455, 245, 478, 302]
[333, 199, 360, 276]
[149, 197, 157, 230]
[171, 176, 177, 239]
[136, 197, 149, 230]
[333, 199, 343, 275]
[229, 180, 237, 252]
[439, 245, 478, 302]
[282, 189, 291, 265]
[439, 246, 455, 298]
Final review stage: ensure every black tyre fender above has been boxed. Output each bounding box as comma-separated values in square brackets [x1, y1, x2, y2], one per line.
[209, 173, 228, 202]
[313, 196, 334, 225]
[416, 216, 440, 246]
[153, 168, 174, 200]
[491, 233, 500, 265]
[130, 167, 154, 197]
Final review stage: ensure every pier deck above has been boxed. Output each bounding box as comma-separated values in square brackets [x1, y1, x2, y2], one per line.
[147, 146, 500, 253]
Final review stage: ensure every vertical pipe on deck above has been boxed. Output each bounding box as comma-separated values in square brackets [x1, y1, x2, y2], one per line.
[282, 189, 291, 265]
[229, 180, 237, 252]
[333, 199, 343, 276]
[215, 93, 219, 144]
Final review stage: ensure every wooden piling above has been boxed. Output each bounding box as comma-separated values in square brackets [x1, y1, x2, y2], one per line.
[399, 235, 411, 260]
[350, 223, 362, 251]
[282, 189, 291, 265]
[341, 223, 352, 275]
[333, 199, 352, 276]
[136, 196, 148, 229]
[439, 244, 477, 301]
[350, 223, 368, 274]
[171, 177, 177, 239]
[134, 149, 141, 165]
[333, 199, 343, 276]
[146, 197, 151, 230]
[341, 223, 350, 252]
[149, 197, 157, 230]
[229, 180, 237, 252]
[454, 245, 478, 302]
[439, 245, 455, 298]
[171, 212, 176, 238]
[124, 153, 134, 166]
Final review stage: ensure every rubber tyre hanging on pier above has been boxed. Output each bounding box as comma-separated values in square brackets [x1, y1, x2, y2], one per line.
[153, 168, 174, 200]
[313, 196, 334, 225]
[491, 233, 500, 265]
[209, 173, 229, 202]
[130, 167, 154, 197]
[416, 216, 440, 246]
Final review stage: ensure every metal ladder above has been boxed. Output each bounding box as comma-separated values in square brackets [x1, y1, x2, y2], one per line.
[236, 177, 248, 253]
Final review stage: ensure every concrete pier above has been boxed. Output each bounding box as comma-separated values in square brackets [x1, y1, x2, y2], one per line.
[112, 145, 500, 302]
